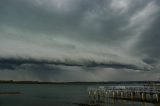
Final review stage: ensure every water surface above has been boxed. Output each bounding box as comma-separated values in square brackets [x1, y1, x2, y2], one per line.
[0, 84, 158, 106]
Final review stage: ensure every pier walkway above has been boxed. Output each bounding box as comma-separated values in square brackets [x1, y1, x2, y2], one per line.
[88, 85, 160, 105]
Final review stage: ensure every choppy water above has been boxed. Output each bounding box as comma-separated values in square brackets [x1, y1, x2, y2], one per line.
[0, 84, 158, 106]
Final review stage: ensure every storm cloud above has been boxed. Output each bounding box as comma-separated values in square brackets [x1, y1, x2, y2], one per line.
[0, 0, 160, 81]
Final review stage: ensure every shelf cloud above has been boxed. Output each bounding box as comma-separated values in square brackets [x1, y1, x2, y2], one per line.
[0, 0, 160, 81]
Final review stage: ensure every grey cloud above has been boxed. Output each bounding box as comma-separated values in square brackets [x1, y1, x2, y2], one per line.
[0, 58, 148, 71]
[137, 16, 160, 60]
[0, 0, 160, 81]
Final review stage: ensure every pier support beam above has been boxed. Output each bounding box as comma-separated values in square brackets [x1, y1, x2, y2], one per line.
[131, 92, 134, 100]
[141, 93, 145, 101]
[121, 92, 123, 99]
[113, 92, 115, 98]
[155, 94, 159, 102]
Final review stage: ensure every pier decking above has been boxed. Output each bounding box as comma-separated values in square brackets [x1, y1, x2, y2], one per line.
[88, 85, 160, 105]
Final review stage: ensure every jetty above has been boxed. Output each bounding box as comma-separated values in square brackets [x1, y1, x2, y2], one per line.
[87, 85, 160, 105]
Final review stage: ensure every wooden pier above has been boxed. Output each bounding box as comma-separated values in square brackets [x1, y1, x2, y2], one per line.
[87, 85, 160, 105]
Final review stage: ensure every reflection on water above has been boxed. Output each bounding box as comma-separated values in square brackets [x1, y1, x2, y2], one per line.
[85, 97, 158, 106]
[84, 99, 155, 106]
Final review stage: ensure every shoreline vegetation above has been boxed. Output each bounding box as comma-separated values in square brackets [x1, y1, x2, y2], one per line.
[0, 80, 159, 85]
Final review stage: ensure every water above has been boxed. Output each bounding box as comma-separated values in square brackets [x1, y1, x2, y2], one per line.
[0, 84, 158, 106]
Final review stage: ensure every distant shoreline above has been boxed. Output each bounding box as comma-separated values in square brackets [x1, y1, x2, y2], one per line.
[0, 80, 159, 85]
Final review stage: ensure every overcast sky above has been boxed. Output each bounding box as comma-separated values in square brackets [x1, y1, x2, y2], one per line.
[0, 0, 160, 81]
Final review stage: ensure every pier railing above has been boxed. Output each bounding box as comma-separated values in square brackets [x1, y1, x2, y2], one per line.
[88, 85, 160, 105]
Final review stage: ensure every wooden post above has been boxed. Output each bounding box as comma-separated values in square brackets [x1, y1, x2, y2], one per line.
[88, 91, 91, 105]
[121, 92, 123, 99]
[150, 94, 153, 102]
[105, 91, 108, 103]
[155, 94, 159, 102]
[141, 93, 145, 101]
[131, 92, 133, 100]
[113, 91, 115, 98]
[93, 91, 96, 104]
[116, 90, 119, 97]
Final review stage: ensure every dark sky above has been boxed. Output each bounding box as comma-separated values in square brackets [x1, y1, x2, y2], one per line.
[0, 0, 160, 81]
